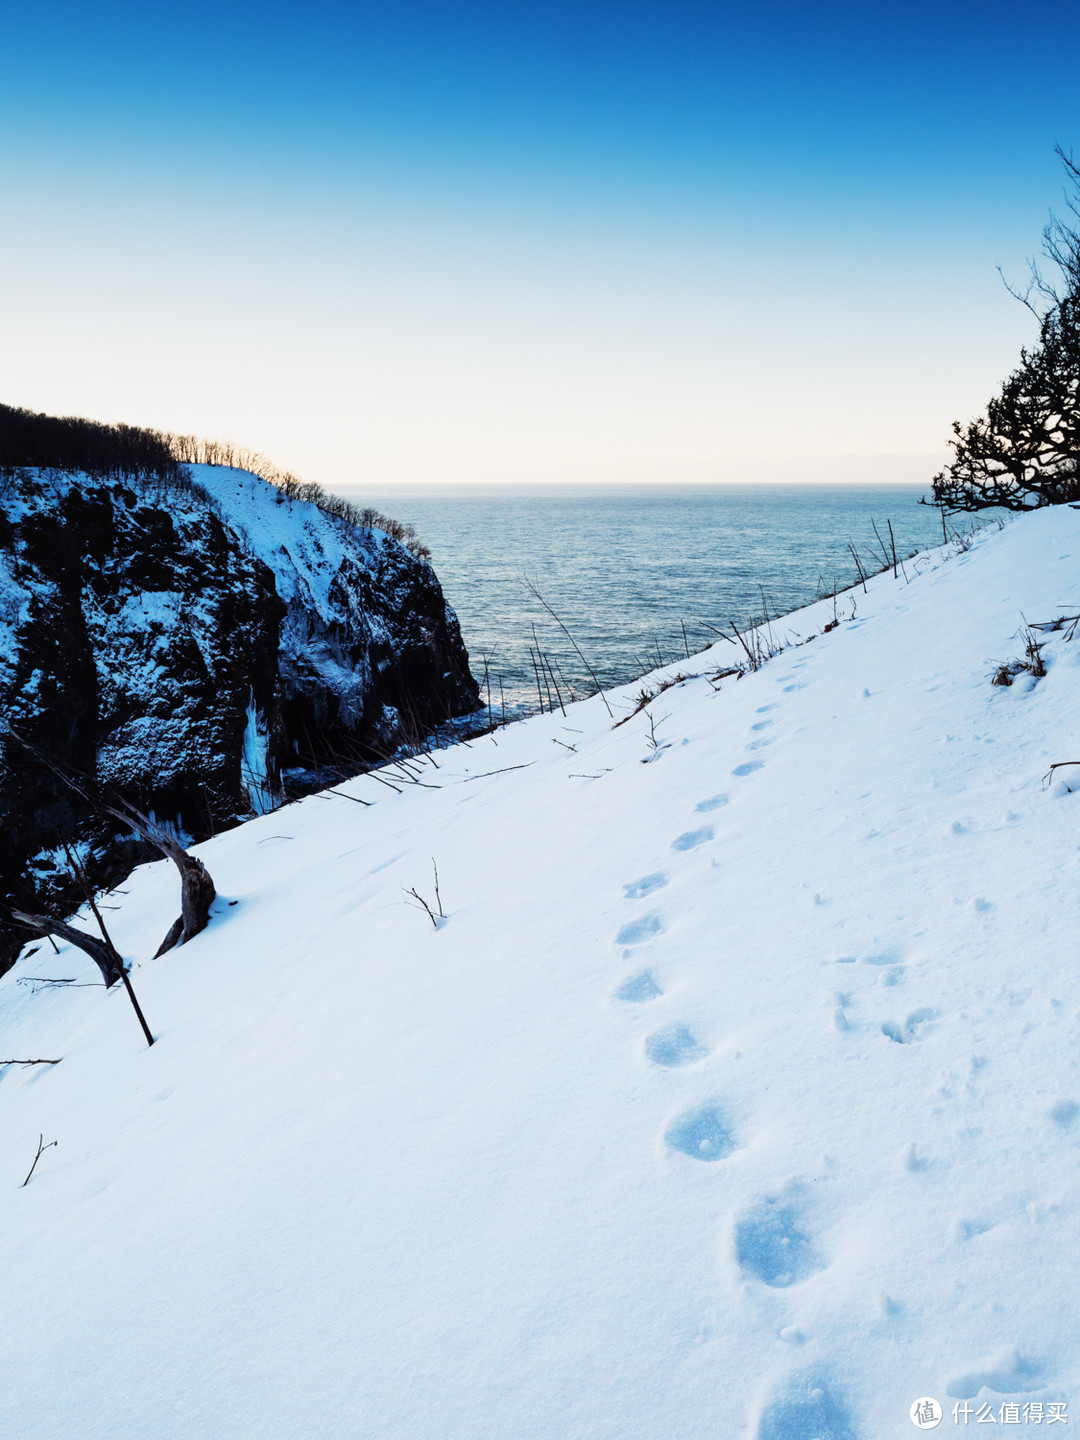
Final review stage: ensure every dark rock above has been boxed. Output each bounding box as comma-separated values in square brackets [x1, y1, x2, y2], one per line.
[0, 465, 480, 971]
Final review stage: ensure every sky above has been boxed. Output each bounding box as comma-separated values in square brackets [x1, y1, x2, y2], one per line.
[1, 0, 1079, 487]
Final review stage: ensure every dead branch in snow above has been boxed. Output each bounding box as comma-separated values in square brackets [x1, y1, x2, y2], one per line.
[403, 859, 445, 929]
[1044, 761, 1080, 787]
[11, 910, 125, 988]
[458, 764, 534, 783]
[524, 577, 614, 717]
[1, 724, 215, 959]
[21, 1134, 58, 1188]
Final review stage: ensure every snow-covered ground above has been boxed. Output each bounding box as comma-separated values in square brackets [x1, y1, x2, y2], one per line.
[2, 507, 1079, 1438]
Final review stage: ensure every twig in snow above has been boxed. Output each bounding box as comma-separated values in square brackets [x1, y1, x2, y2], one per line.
[698, 620, 736, 642]
[62, 845, 155, 1048]
[322, 789, 372, 807]
[528, 644, 545, 713]
[1044, 761, 1080, 787]
[0, 1058, 61, 1066]
[541, 650, 566, 715]
[16, 977, 102, 994]
[846, 541, 868, 592]
[21, 1134, 58, 1187]
[870, 518, 892, 574]
[364, 770, 403, 794]
[458, 764, 534, 783]
[645, 711, 669, 752]
[524, 577, 614, 717]
[403, 860, 445, 929]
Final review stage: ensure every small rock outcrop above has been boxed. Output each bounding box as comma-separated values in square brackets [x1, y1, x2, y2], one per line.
[0, 463, 480, 969]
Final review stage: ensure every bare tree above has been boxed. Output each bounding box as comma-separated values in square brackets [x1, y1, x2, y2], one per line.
[931, 146, 1080, 512]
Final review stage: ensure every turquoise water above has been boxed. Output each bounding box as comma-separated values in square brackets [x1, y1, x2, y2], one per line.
[335, 483, 963, 715]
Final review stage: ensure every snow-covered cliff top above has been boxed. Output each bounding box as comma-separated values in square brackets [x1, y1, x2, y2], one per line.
[1, 506, 1078, 1438]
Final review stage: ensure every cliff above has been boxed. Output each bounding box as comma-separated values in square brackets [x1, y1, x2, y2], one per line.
[0, 463, 480, 964]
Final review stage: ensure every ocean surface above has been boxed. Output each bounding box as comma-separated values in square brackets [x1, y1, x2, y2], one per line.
[333, 483, 970, 717]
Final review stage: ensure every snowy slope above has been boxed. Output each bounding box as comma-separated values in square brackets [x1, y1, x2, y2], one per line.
[2, 508, 1079, 1439]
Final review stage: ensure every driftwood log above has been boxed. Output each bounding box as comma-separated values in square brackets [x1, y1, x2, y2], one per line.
[10, 911, 125, 987]
[2, 722, 215, 958]
[93, 804, 216, 958]
[149, 842, 216, 957]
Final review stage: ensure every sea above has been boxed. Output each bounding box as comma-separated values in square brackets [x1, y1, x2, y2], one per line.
[333, 483, 973, 718]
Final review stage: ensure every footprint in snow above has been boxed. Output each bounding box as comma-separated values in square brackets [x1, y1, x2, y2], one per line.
[734, 1199, 826, 1287]
[671, 825, 714, 851]
[881, 1008, 937, 1044]
[756, 1374, 856, 1440]
[750, 719, 774, 731]
[665, 1102, 736, 1160]
[613, 971, 662, 1003]
[955, 1216, 997, 1241]
[694, 794, 728, 812]
[645, 1023, 710, 1067]
[756, 703, 778, 713]
[615, 913, 663, 946]
[946, 1346, 1042, 1400]
[1049, 1099, 1080, 1129]
[732, 760, 764, 777]
[622, 872, 669, 899]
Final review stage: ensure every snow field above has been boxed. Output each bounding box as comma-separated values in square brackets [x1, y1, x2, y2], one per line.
[2, 508, 1080, 1437]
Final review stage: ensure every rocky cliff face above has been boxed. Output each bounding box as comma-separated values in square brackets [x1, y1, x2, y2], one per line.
[0, 464, 480, 967]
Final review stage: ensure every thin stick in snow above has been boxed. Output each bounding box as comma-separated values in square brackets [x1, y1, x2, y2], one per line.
[63, 846, 155, 1049]
[524, 577, 614, 717]
[887, 518, 899, 579]
[528, 645, 545, 714]
[846, 541, 868, 592]
[458, 764, 534, 783]
[1044, 761, 1080, 786]
[542, 651, 566, 715]
[403, 859, 445, 929]
[21, 1134, 58, 1188]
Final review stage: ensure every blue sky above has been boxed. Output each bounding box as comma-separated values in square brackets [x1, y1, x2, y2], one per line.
[1, 0, 1078, 484]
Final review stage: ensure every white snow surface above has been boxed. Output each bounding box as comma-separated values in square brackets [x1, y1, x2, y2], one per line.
[186, 463, 387, 612]
[3, 508, 1080, 1438]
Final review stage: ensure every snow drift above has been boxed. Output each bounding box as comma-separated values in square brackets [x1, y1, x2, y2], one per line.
[1, 506, 1078, 1438]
